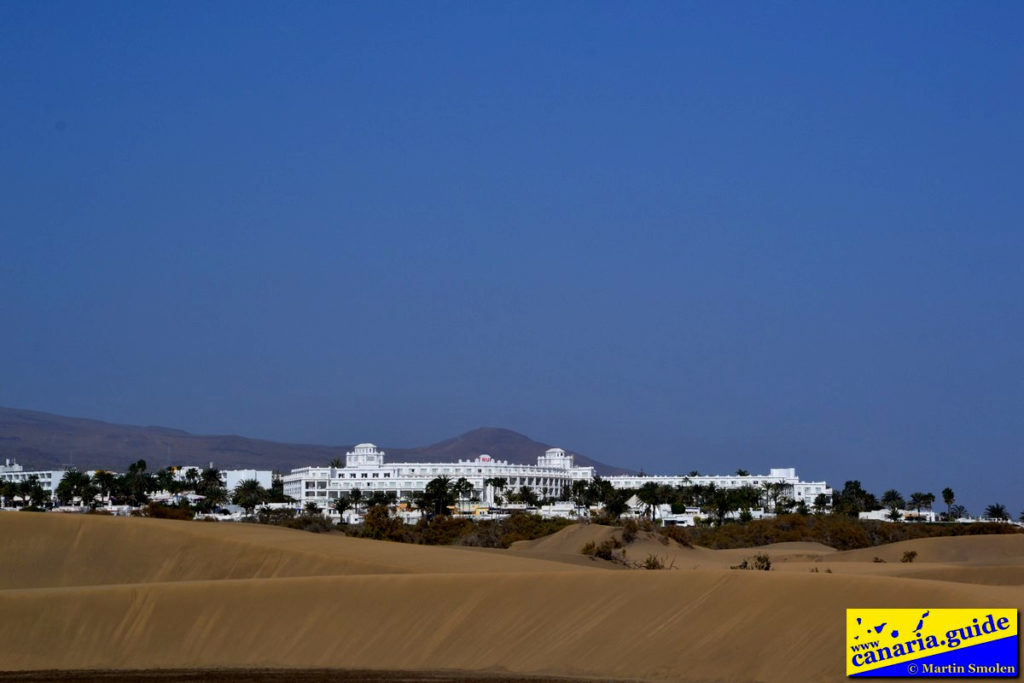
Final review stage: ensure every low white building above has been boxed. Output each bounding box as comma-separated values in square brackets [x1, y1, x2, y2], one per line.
[169, 466, 273, 491]
[604, 467, 832, 505]
[284, 443, 594, 509]
[859, 508, 939, 523]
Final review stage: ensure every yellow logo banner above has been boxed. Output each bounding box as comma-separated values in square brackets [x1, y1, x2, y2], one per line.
[846, 608, 1018, 677]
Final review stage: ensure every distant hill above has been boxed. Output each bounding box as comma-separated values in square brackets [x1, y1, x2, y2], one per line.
[387, 427, 628, 475]
[0, 407, 628, 475]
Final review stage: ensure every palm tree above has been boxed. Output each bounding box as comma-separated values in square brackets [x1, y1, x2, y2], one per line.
[701, 484, 737, 526]
[155, 467, 176, 494]
[812, 493, 831, 514]
[942, 488, 955, 520]
[196, 467, 227, 509]
[333, 495, 352, 522]
[484, 477, 508, 506]
[602, 490, 630, 520]
[637, 481, 662, 524]
[881, 489, 905, 521]
[349, 487, 364, 515]
[759, 482, 785, 514]
[0, 481, 14, 508]
[453, 477, 473, 513]
[908, 492, 935, 516]
[56, 470, 94, 506]
[328, 457, 344, 468]
[123, 459, 155, 507]
[984, 503, 1009, 521]
[422, 476, 454, 517]
[232, 478, 268, 516]
[93, 470, 116, 504]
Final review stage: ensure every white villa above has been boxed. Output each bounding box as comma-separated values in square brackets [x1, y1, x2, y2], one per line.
[282, 443, 833, 511]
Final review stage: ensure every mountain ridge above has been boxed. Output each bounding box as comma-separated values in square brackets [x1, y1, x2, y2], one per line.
[0, 406, 629, 475]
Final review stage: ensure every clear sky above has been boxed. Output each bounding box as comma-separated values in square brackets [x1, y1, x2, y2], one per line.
[2, 2, 1021, 514]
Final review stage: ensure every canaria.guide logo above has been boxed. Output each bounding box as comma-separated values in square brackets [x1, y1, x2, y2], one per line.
[846, 609, 1018, 677]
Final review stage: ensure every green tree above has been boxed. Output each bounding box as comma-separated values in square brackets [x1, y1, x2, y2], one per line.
[333, 495, 352, 522]
[812, 493, 831, 514]
[349, 487, 364, 515]
[602, 489, 630, 520]
[232, 478, 269, 516]
[484, 477, 508, 505]
[0, 481, 14, 507]
[941, 488, 955, 520]
[366, 490, 397, 508]
[453, 477, 473, 513]
[155, 467, 177, 494]
[417, 476, 455, 518]
[93, 470, 116, 503]
[18, 475, 48, 508]
[266, 476, 290, 503]
[832, 481, 879, 517]
[984, 503, 1009, 521]
[908, 492, 935, 515]
[761, 482, 793, 514]
[881, 489, 905, 521]
[637, 481, 664, 524]
[194, 467, 227, 510]
[56, 470, 94, 506]
[122, 459, 155, 507]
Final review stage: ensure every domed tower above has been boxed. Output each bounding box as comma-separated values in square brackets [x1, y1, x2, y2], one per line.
[537, 447, 574, 469]
[345, 443, 385, 468]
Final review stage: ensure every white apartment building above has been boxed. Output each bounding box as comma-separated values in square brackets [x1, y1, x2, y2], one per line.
[0, 459, 66, 499]
[605, 467, 832, 504]
[283, 443, 594, 508]
[170, 466, 273, 491]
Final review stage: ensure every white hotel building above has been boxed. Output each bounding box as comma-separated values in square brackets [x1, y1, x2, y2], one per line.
[605, 468, 833, 505]
[283, 443, 594, 507]
[283, 444, 832, 509]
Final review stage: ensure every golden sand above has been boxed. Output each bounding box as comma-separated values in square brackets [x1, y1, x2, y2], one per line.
[1, 513, 1021, 682]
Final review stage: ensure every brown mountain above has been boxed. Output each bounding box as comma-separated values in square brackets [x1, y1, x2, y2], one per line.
[387, 427, 629, 474]
[0, 407, 628, 475]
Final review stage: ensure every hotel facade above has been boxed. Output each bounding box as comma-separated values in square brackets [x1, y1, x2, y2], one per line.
[282, 443, 833, 509]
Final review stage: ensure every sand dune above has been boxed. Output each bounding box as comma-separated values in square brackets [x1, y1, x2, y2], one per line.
[828, 533, 1024, 564]
[0, 513, 580, 590]
[1, 513, 1022, 682]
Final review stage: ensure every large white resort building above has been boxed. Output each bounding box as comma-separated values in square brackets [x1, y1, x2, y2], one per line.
[283, 443, 595, 506]
[282, 443, 833, 509]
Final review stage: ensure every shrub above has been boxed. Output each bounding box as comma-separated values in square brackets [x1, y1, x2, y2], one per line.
[357, 505, 410, 542]
[143, 503, 194, 520]
[731, 553, 772, 571]
[901, 550, 918, 563]
[642, 554, 665, 570]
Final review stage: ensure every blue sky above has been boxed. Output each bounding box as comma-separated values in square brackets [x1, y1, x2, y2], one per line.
[2, 2, 1021, 514]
